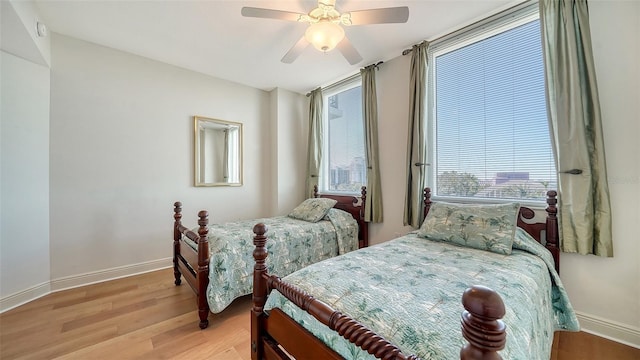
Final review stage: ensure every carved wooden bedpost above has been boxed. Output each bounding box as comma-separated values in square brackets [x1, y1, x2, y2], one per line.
[173, 202, 183, 286]
[313, 184, 319, 198]
[423, 187, 432, 219]
[251, 223, 269, 360]
[460, 285, 506, 360]
[196, 210, 210, 330]
[360, 186, 368, 247]
[545, 190, 560, 273]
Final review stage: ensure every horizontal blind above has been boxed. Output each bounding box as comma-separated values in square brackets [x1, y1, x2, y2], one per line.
[428, 2, 557, 202]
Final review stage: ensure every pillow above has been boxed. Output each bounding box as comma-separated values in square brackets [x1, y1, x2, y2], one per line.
[417, 202, 520, 255]
[288, 198, 338, 223]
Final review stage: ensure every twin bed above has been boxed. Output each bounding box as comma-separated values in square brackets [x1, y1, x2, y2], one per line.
[173, 188, 579, 359]
[173, 186, 369, 329]
[249, 189, 579, 359]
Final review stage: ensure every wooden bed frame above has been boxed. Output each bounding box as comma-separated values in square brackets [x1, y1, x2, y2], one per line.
[172, 186, 369, 329]
[250, 189, 560, 359]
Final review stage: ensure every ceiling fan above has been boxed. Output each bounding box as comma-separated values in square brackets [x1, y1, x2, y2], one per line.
[241, 0, 409, 65]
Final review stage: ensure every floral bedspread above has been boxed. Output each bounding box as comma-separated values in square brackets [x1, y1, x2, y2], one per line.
[186, 208, 358, 313]
[264, 228, 579, 360]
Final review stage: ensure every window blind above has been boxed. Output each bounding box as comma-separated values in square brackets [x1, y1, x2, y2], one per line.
[427, 2, 556, 202]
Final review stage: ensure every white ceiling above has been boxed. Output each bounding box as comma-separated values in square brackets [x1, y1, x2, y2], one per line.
[34, 0, 524, 94]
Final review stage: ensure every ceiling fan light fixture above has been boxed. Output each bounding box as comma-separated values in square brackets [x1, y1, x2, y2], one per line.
[304, 21, 345, 53]
[242, 1, 409, 64]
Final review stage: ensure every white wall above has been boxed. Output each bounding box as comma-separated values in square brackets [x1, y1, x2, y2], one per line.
[370, 54, 415, 243]
[1, 32, 309, 309]
[0, 51, 51, 302]
[270, 88, 308, 215]
[48, 34, 273, 284]
[371, 1, 640, 347]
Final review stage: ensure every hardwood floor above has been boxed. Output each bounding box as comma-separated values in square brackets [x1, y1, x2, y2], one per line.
[1, 268, 638, 359]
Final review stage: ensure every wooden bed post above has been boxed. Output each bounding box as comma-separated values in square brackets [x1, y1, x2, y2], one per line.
[360, 186, 368, 247]
[460, 285, 506, 360]
[173, 202, 183, 286]
[196, 210, 210, 330]
[313, 184, 319, 198]
[251, 223, 269, 360]
[423, 187, 432, 219]
[545, 190, 560, 273]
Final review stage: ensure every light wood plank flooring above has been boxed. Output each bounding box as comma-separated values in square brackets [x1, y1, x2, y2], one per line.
[1, 268, 638, 359]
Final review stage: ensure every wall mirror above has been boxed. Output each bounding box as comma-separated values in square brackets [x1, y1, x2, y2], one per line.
[194, 116, 243, 187]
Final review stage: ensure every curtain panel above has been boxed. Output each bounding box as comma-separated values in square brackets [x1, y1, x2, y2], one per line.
[403, 41, 429, 228]
[539, 0, 613, 256]
[306, 88, 323, 199]
[361, 66, 383, 223]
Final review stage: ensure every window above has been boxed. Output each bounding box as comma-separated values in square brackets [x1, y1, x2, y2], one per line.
[319, 79, 366, 194]
[428, 6, 556, 204]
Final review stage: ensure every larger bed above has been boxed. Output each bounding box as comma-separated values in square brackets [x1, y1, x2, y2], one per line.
[249, 189, 579, 359]
[173, 186, 369, 329]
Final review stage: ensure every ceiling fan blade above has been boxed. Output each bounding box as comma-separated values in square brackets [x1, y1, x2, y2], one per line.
[337, 37, 363, 65]
[241, 7, 304, 22]
[346, 7, 409, 25]
[281, 36, 310, 64]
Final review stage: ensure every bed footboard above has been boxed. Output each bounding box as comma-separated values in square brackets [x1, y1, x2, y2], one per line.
[251, 224, 507, 360]
[173, 202, 211, 329]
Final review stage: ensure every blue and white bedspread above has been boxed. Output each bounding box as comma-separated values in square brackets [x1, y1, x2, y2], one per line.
[264, 228, 579, 360]
[186, 208, 358, 313]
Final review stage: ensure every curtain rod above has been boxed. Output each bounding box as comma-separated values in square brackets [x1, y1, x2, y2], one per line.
[306, 61, 384, 96]
[402, 41, 427, 56]
[402, 0, 536, 56]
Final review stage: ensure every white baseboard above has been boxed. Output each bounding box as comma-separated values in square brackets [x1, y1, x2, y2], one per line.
[0, 281, 51, 313]
[576, 311, 640, 349]
[0, 257, 172, 313]
[50, 257, 173, 291]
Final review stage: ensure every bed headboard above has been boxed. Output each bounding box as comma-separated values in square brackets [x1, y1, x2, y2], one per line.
[314, 185, 368, 248]
[422, 188, 560, 273]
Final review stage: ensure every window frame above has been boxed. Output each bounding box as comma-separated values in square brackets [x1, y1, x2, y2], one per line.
[318, 76, 365, 196]
[425, 4, 554, 208]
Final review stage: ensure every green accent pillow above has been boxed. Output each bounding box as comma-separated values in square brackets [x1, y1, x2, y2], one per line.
[417, 202, 520, 255]
[288, 198, 338, 223]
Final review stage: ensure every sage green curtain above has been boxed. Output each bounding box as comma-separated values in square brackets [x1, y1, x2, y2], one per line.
[539, 0, 613, 256]
[305, 88, 323, 198]
[403, 41, 429, 227]
[361, 65, 383, 223]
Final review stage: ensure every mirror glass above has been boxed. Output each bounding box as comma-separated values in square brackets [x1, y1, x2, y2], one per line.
[194, 116, 243, 187]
